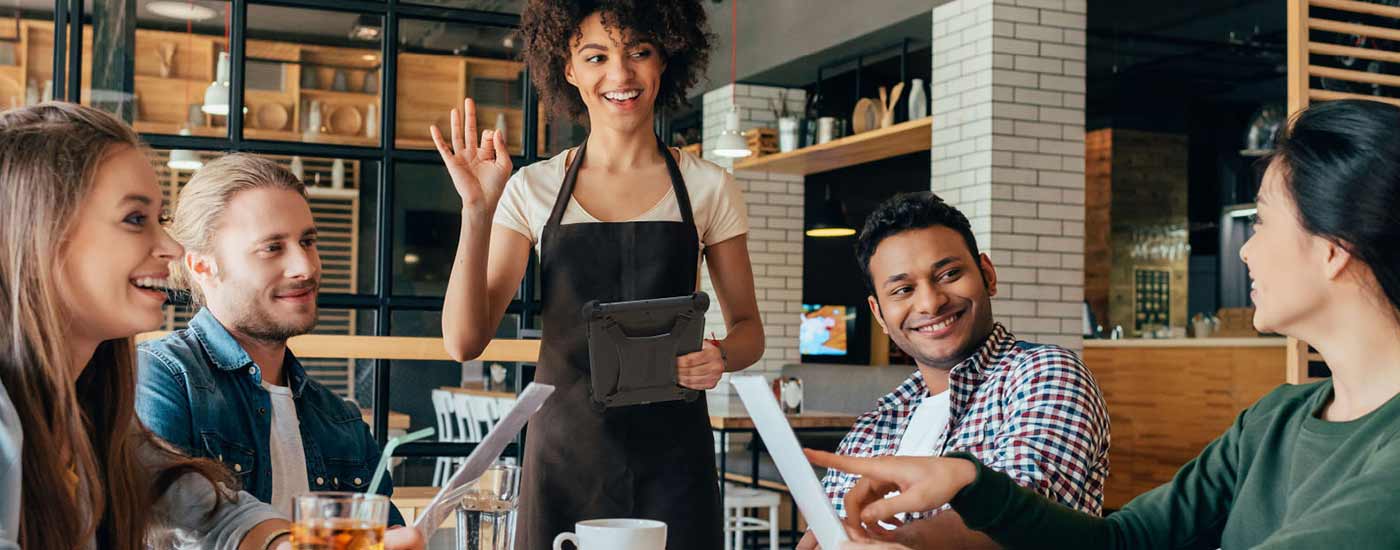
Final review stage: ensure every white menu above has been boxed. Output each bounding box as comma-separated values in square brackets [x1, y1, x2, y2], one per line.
[412, 383, 554, 539]
[730, 375, 849, 549]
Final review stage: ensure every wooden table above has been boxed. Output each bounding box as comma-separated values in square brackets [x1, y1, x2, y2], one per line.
[360, 409, 412, 431]
[439, 385, 517, 400]
[709, 402, 856, 546]
[708, 402, 858, 431]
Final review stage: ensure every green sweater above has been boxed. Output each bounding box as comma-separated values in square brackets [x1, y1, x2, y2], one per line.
[950, 380, 1400, 549]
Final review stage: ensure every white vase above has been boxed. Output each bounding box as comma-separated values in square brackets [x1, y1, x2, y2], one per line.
[365, 104, 378, 139]
[289, 155, 304, 181]
[331, 158, 345, 189]
[307, 100, 322, 135]
[907, 78, 928, 120]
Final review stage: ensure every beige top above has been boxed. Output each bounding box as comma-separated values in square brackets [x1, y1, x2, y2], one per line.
[494, 147, 750, 258]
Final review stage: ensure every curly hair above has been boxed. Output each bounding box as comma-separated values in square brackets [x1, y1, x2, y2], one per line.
[520, 0, 712, 122]
[855, 191, 984, 296]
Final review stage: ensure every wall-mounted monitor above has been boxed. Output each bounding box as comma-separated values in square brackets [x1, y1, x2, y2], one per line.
[800, 304, 855, 357]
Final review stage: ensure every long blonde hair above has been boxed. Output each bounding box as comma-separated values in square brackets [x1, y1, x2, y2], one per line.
[168, 153, 306, 305]
[0, 102, 231, 550]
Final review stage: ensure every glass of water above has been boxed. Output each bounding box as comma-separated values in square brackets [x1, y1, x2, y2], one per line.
[455, 462, 521, 550]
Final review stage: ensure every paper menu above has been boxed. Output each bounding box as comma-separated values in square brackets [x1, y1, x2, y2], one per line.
[411, 383, 554, 540]
[729, 375, 849, 549]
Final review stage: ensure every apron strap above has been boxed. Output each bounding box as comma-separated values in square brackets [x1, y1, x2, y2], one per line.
[656, 134, 697, 231]
[543, 135, 697, 234]
[545, 138, 588, 231]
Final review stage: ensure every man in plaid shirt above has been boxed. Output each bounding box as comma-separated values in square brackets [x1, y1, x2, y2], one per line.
[798, 192, 1109, 549]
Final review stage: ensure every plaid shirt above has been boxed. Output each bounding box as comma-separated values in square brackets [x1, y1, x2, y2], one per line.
[821, 323, 1111, 517]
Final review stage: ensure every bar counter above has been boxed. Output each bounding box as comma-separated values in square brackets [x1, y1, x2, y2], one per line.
[1083, 337, 1289, 508]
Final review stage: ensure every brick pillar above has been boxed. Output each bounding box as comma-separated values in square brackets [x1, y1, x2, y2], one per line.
[931, 0, 1087, 350]
[701, 84, 807, 381]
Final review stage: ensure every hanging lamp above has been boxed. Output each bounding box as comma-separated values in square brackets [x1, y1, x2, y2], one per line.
[169, 6, 203, 170]
[712, 0, 751, 159]
[805, 184, 854, 238]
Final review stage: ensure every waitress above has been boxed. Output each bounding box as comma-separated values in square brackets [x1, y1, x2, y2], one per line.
[430, 1, 764, 548]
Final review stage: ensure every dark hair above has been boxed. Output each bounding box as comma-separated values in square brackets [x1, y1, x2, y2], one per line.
[855, 191, 982, 295]
[520, 0, 712, 122]
[1269, 99, 1400, 320]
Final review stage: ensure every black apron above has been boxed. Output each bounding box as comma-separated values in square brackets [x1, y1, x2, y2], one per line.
[517, 136, 722, 550]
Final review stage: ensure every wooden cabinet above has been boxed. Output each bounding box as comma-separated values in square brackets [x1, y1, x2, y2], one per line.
[0, 18, 532, 153]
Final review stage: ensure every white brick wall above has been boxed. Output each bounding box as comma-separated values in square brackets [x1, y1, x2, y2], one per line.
[701, 84, 807, 382]
[932, 0, 1086, 351]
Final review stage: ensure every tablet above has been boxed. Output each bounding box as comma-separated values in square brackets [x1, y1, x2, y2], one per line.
[730, 375, 850, 548]
[582, 292, 709, 408]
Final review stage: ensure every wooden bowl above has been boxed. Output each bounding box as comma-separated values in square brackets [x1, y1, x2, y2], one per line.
[328, 105, 363, 136]
[255, 103, 289, 131]
[851, 97, 881, 134]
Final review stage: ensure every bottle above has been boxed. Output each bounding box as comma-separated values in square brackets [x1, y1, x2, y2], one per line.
[331, 158, 345, 190]
[907, 78, 928, 120]
[290, 155, 305, 181]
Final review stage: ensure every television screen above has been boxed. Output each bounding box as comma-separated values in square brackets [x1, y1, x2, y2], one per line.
[800, 304, 854, 356]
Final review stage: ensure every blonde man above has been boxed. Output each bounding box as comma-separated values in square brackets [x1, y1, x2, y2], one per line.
[134, 154, 414, 537]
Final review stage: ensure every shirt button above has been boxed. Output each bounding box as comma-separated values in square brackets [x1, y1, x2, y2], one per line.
[248, 366, 256, 376]
[218, 454, 224, 462]
[333, 477, 339, 485]
[316, 477, 325, 485]
[259, 407, 267, 415]
[234, 463, 242, 472]
[353, 477, 362, 485]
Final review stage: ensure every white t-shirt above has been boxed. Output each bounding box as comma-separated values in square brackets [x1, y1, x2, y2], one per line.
[895, 390, 952, 457]
[494, 148, 750, 261]
[262, 381, 310, 517]
[879, 390, 951, 525]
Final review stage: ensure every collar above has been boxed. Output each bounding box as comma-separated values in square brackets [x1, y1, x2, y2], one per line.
[952, 322, 1015, 377]
[189, 308, 310, 398]
[876, 322, 1016, 411]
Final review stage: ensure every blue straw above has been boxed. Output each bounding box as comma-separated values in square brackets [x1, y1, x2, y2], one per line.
[368, 427, 435, 496]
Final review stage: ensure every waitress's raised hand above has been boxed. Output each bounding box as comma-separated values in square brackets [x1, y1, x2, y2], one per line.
[430, 98, 512, 219]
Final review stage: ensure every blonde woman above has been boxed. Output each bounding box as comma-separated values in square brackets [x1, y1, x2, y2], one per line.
[0, 103, 418, 550]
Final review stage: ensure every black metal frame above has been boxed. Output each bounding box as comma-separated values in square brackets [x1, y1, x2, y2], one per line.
[49, 0, 542, 458]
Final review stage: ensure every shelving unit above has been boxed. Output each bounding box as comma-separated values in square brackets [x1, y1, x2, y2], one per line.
[733, 117, 932, 175]
[0, 19, 538, 153]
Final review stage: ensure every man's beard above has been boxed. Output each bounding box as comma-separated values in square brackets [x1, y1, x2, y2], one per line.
[231, 286, 318, 344]
[235, 306, 317, 343]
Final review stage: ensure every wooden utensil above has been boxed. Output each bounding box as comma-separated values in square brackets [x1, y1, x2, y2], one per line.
[157, 43, 176, 78]
[880, 82, 904, 128]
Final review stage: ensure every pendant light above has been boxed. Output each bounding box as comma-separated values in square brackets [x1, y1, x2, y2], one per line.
[167, 129, 203, 170]
[712, 0, 751, 159]
[805, 183, 854, 238]
[168, 5, 203, 170]
[201, 5, 230, 115]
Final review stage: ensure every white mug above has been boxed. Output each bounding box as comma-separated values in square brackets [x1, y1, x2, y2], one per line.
[816, 117, 836, 144]
[552, 518, 666, 550]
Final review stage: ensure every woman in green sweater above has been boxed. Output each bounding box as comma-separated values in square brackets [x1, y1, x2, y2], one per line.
[807, 98, 1400, 550]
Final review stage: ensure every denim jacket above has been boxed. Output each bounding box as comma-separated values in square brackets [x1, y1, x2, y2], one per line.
[136, 308, 404, 526]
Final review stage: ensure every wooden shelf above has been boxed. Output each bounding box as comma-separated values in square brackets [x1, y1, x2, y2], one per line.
[733, 117, 932, 175]
[301, 87, 379, 102]
[133, 121, 225, 138]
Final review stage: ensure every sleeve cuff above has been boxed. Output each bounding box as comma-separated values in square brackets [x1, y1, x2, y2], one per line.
[945, 451, 1019, 531]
